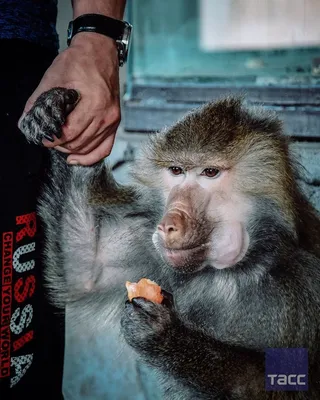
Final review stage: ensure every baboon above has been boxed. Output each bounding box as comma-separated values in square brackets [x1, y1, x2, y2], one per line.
[19, 88, 320, 399]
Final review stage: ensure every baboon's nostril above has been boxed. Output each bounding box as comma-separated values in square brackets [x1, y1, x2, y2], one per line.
[158, 217, 180, 236]
[167, 225, 178, 234]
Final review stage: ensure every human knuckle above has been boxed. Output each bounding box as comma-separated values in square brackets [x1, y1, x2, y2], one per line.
[103, 148, 112, 158]
[62, 129, 76, 142]
[83, 157, 96, 166]
[65, 142, 76, 151]
[108, 105, 121, 124]
[78, 148, 91, 155]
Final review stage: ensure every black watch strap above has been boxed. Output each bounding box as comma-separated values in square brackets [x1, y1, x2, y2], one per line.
[67, 14, 126, 45]
[67, 14, 132, 66]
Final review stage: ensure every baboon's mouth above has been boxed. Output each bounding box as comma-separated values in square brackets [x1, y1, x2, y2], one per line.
[163, 243, 210, 269]
[152, 232, 210, 270]
[164, 243, 209, 254]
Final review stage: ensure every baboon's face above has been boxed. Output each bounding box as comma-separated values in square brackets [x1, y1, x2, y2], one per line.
[139, 98, 291, 273]
[152, 165, 251, 273]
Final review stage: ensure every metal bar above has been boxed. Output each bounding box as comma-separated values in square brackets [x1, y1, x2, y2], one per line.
[129, 82, 320, 105]
[123, 101, 320, 138]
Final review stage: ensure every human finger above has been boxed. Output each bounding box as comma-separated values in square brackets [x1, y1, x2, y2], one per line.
[67, 133, 116, 166]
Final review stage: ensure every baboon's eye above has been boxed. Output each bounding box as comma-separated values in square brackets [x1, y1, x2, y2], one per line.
[169, 166, 183, 176]
[201, 168, 220, 178]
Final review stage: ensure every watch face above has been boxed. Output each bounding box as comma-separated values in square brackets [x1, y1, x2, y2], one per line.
[67, 21, 74, 44]
[120, 22, 133, 65]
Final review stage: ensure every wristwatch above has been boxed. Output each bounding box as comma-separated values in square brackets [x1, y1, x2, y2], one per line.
[67, 14, 132, 67]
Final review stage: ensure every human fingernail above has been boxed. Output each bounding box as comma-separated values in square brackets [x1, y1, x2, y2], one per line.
[68, 159, 79, 165]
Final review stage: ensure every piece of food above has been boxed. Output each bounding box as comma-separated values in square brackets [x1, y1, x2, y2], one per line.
[126, 278, 164, 304]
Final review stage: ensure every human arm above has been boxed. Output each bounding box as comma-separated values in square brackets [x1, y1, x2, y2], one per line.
[20, 0, 127, 166]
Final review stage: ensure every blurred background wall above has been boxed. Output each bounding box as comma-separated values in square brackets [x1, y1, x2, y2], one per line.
[56, 1, 71, 52]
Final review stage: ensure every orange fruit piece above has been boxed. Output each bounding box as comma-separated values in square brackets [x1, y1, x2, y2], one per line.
[126, 278, 164, 304]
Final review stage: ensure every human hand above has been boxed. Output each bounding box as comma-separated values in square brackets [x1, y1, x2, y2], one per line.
[19, 33, 121, 166]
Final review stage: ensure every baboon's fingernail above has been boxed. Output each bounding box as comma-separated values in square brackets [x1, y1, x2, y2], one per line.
[66, 89, 80, 104]
[161, 290, 174, 308]
[68, 159, 79, 165]
[54, 129, 62, 139]
[43, 134, 55, 142]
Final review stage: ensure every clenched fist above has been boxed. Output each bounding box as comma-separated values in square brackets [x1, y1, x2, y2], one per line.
[19, 32, 121, 166]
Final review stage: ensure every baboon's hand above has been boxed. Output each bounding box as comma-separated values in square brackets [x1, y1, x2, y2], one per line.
[121, 292, 177, 358]
[18, 87, 80, 145]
